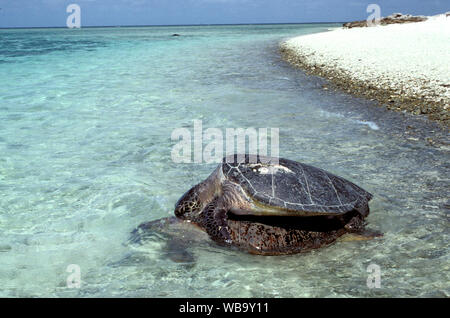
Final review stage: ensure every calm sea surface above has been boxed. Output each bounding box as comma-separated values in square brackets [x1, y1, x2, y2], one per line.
[0, 24, 448, 297]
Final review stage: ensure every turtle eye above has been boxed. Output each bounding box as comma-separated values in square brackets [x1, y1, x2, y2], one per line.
[175, 206, 185, 217]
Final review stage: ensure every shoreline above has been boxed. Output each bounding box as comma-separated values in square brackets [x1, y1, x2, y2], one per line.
[279, 15, 450, 128]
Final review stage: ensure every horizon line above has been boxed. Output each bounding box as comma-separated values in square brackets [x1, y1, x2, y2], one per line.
[0, 21, 345, 30]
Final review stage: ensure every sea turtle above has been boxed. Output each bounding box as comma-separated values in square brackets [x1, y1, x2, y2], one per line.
[131, 154, 380, 258]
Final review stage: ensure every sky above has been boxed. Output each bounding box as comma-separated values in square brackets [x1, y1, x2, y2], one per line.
[0, 0, 448, 28]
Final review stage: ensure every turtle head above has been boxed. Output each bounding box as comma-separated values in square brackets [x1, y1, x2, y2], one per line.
[174, 184, 204, 220]
[175, 166, 222, 221]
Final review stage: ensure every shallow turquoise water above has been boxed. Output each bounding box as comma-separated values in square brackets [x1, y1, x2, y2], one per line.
[0, 24, 448, 297]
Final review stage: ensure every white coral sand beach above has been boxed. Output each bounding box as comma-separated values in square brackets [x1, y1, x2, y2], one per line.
[281, 14, 450, 124]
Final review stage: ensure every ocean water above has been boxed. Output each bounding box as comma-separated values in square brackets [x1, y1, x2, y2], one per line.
[0, 24, 448, 297]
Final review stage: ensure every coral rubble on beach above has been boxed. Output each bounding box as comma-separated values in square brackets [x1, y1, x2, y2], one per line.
[280, 14, 450, 126]
[343, 13, 427, 28]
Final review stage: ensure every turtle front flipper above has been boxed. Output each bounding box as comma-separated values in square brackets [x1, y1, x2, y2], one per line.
[163, 236, 196, 265]
[128, 217, 208, 266]
[199, 198, 233, 245]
